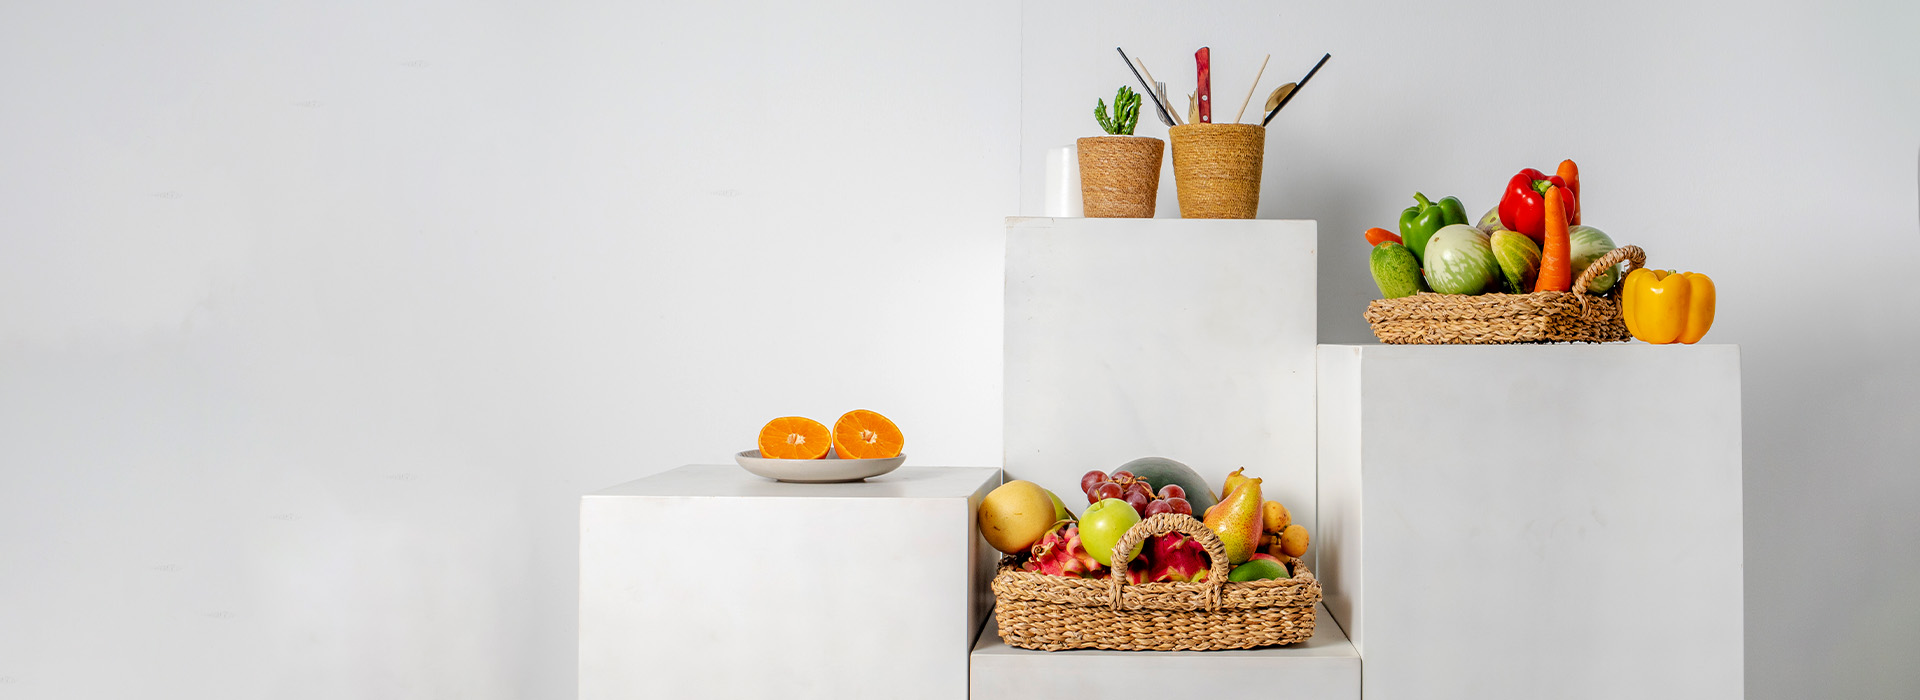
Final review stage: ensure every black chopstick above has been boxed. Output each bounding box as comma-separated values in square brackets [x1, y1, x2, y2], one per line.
[1117, 47, 1176, 128]
[1261, 53, 1330, 127]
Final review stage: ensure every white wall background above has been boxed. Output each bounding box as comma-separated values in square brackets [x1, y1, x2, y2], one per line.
[0, 1, 1017, 697]
[0, 1, 1913, 699]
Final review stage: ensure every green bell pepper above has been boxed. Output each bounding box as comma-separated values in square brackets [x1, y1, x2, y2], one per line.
[1398, 192, 1469, 263]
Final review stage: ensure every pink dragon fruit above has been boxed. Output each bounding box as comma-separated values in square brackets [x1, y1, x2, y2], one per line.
[1023, 522, 1108, 578]
[1126, 532, 1213, 584]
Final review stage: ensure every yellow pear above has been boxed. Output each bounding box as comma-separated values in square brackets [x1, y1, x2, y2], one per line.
[1221, 468, 1249, 502]
[1203, 477, 1264, 565]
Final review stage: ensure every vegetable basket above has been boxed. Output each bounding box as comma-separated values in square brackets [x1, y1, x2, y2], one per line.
[1364, 245, 1645, 344]
[990, 513, 1320, 651]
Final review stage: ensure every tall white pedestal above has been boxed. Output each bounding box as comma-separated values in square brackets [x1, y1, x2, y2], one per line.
[1003, 217, 1318, 552]
[579, 465, 1000, 700]
[1317, 344, 1743, 700]
[970, 604, 1360, 699]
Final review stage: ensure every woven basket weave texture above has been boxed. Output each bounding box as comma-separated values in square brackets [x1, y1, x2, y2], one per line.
[1170, 123, 1264, 219]
[991, 512, 1319, 651]
[1365, 245, 1646, 344]
[1076, 136, 1163, 218]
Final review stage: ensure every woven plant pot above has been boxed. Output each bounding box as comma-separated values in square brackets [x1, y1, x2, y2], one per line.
[1365, 245, 1647, 344]
[991, 512, 1320, 652]
[1170, 123, 1264, 219]
[1077, 136, 1164, 218]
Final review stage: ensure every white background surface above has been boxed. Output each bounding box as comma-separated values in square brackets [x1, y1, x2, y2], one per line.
[1318, 345, 1743, 699]
[580, 466, 997, 700]
[0, 1, 1915, 699]
[971, 603, 1358, 699]
[1002, 217, 1318, 561]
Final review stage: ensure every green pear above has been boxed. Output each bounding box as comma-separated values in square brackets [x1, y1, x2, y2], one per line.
[1046, 489, 1073, 522]
[1220, 468, 1249, 503]
[1203, 477, 1264, 565]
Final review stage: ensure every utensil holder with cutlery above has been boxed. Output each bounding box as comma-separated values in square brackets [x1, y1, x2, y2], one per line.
[1170, 123, 1264, 219]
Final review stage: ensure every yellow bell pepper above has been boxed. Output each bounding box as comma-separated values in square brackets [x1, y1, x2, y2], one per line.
[1622, 268, 1716, 344]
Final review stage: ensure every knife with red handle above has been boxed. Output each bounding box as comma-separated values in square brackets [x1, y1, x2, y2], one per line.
[1195, 47, 1211, 123]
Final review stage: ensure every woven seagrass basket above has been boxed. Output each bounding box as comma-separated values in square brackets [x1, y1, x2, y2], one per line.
[1169, 123, 1264, 219]
[1365, 244, 1646, 344]
[991, 512, 1320, 652]
[1077, 136, 1164, 218]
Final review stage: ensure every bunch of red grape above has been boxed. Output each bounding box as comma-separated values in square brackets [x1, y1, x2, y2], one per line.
[1080, 469, 1194, 518]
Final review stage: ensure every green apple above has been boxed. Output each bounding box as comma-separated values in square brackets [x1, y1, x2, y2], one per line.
[1079, 498, 1143, 566]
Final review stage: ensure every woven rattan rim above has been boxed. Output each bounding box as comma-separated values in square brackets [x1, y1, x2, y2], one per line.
[1104, 512, 1233, 610]
[992, 513, 1319, 612]
[1362, 244, 1647, 345]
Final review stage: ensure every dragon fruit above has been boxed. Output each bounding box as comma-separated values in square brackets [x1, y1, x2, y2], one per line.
[1124, 532, 1213, 584]
[1023, 522, 1107, 578]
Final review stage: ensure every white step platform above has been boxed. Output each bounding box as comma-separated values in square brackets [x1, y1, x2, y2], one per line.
[579, 465, 1000, 700]
[1317, 344, 1743, 700]
[970, 604, 1359, 699]
[1003, 217, 1319, 556]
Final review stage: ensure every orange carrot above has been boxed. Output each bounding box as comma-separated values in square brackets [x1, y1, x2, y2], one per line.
[1364, 227, 1402, 247]
[1556, 159, 1581, 225]
[1534, 187, 1572, 293]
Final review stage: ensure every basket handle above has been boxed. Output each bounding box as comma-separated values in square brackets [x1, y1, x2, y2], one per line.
[1572, 244, 1646, 296]
[1104, 512, 1231, 611]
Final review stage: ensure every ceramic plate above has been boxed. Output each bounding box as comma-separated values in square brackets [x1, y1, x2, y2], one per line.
[734, 450, 905, 483]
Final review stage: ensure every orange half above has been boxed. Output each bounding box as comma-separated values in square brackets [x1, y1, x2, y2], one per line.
[831, 409, 903, 459]
[758, 416, 832, 460]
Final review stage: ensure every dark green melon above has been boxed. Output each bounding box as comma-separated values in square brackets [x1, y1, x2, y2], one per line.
[1115, 456, 1218, 513]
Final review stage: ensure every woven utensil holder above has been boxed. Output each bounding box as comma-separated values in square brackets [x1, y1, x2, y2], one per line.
[1365, 245, 1647, 344]
[1170, 123, 1264, 219]
[1076, 136, 1164, 218]
[991, 512, 1320, 652]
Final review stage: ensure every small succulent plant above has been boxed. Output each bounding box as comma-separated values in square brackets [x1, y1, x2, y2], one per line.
[1095, 85, 1141, 136]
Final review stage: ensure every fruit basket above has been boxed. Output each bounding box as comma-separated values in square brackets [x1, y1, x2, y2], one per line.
[1365, 245, 1646, 344]
[991, 513, 1321, 651]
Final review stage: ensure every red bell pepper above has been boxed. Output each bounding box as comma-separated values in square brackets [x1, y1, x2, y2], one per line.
[1498, 168, 1577, 242]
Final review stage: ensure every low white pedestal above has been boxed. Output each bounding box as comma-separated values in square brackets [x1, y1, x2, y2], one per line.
[579, 465, 1000, 700]
[969, 604, 1359, 699]
[1003, 217, 1319, 556]
[1317, 344, 1743, 700]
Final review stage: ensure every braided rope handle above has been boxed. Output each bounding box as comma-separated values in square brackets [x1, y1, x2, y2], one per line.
[1104, 513, 1231, 611]
[1572, 244, 1646, 297]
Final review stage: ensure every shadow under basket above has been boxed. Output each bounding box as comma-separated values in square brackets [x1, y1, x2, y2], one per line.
[990, 513, 1320, 652]
[1365, 245, 1645, 344]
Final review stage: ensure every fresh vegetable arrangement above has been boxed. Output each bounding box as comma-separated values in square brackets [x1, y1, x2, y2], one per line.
[1362, 159, 1716, 344]
[977, 458, 1309, 584]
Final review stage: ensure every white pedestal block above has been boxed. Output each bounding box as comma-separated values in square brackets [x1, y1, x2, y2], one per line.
[580, 465, 1000, 700]
[1317, 344, 1743, 700]
[969, 604, 1359, 699]
[1004, 217, 1318, 559]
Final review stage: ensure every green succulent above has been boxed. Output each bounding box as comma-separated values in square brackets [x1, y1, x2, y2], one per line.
[1095, 86, 1141, 136]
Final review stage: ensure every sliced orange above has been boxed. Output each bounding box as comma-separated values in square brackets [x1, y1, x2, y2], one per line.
[831, 409, 903, 459]
[757, 416, 832, 460]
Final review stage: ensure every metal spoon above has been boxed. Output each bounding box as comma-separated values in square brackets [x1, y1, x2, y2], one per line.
[1264, 83, 1297, 114]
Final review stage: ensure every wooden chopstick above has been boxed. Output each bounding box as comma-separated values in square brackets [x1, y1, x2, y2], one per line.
[1232, 54, 1270, 124]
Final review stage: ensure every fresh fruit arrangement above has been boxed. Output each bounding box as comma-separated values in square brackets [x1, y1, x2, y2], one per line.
[1362, 159, 1716, 344]
[754, 410, 903, 460]
[979, 459, 1310, 585]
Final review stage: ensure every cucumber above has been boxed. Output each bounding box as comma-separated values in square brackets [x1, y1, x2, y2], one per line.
[1369, 242, 1424, 299]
